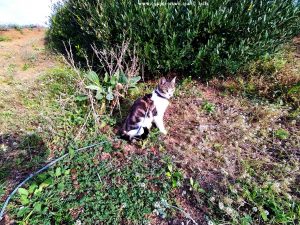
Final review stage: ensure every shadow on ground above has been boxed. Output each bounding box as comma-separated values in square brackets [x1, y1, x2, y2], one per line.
[0, 133, 49, 184]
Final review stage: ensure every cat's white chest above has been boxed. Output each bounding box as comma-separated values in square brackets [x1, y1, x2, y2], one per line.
[151, 92, 169, 116]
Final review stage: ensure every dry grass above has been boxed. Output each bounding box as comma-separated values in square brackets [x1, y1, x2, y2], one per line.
[0, 28, 57, 80]
[210, 40, 300, 108]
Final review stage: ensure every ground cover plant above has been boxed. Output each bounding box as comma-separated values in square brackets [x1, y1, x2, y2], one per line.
[6, 145, 174, 224]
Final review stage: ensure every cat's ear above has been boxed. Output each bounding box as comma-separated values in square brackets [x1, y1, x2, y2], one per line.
[171, 77, 176, 86]
[159, 77, 166, 85]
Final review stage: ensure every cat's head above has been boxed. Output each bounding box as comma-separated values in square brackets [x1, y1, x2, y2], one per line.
[157, 77, 176, 99]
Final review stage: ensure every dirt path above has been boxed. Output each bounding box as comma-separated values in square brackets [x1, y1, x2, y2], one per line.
[0, 28, 60, 133]
[0, 28, 56, 80]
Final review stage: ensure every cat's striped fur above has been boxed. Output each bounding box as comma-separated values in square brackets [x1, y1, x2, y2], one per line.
[121, 77, 176, 140]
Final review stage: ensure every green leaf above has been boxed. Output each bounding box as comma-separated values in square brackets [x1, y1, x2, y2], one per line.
[17, 207, 30, 217]
[69, 148, 75, 158]
[39, 178, 52, 190]
[34, 188, 42, 196]
[129, 76, 141, 84]
[190, 177, 194, 186]
[241, 214, 252, 225]
[34, 202, 42, 212]
[75, 95, 89, 102]
[198, 188, 206, 193]
[96, 90, 104, 100]
[86, 71, 100, 86]
[288, 83, 300, 94]
[64, 169, 70, 175]
[55, 167, 62, 177]
[105, 87, 114, 101]
[20, 195, 29, 205]
[118, 70, 128, 84]
[166, 172, 171, 178]
[274, 129, 289, 140]
[104, 72, 109, 83]
[58, 183, 65, 190]
[260, 209, 268, 221]
[174, 171, 182, 179]
[28, 184, 38, 194]
[172, 179, 178, 188]
[167, 164, 173, 172]
[110, 75, 117, 86]
[86, 85, 101, 91]
[18, 188, 29, 197]
[114, 69, 120, 81]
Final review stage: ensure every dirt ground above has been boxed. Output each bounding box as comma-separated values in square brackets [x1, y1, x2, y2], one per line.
[0, 28, 56, 80]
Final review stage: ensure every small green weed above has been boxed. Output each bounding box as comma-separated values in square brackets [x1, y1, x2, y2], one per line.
[22, 63, 30, 71]
[202, 101, 216, 114]
[165, 164, 183, 188]
[288, 108, 300, 119]
[141, 128, 162, 149]
[181, 76, 192, 87]
[189, 177, 205, 194]
[83, 70, 140, 113]
[0, 110, 14, 119]
[211, 47, 300, 107]
[247, 53, 287, 76]
[274, 129, 289, 140]
[7, 64, 17, 76]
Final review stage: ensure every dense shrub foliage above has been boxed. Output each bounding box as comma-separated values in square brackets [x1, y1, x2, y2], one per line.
[47, 0, 300, 77]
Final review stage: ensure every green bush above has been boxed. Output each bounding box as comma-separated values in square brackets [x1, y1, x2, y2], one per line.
[47, 0, 300, 78]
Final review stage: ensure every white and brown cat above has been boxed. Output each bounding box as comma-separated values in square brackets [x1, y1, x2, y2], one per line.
[121, 77, 176, 141]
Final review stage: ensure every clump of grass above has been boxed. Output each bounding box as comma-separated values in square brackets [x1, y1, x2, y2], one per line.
[210, 47, 300, 107]
[22, 63, 30, 71]
[274, 128, 289, 140]
[7, 64, 16, 76]
[202, 101, 216, 114]
[0, 35, 11, 42]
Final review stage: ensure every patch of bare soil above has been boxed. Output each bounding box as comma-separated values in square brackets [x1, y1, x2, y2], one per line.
[0, 28, 56, 80]
[165, 81, 299, 178]
[152, 80, 299, 223]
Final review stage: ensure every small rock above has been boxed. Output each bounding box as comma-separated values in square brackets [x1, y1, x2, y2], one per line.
[12, 142, 18, 148]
